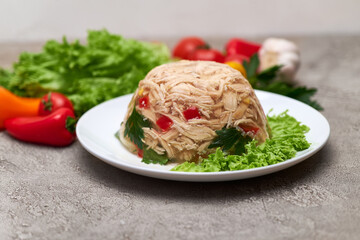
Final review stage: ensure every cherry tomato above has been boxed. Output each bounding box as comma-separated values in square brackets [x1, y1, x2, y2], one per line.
[224, 54, 249, 64]
[225, 38, 261, 58]
[183, 106, 201, 120]
[172, 37, 207, 60]
[189, 49, 225, 63]
[39, 92, 74, 116]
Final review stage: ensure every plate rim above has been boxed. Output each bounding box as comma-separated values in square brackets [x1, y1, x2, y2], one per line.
[76, 90, 330, 182]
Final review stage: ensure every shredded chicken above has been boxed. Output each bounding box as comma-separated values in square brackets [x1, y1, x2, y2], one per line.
[120, 60, 270, 162]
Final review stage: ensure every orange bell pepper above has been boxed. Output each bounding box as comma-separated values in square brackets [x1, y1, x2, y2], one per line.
[225, 61, 247, 78]
[0, 87, 41, 129]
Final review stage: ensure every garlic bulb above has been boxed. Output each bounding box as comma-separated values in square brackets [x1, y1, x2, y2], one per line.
[259, 38, 300, 83]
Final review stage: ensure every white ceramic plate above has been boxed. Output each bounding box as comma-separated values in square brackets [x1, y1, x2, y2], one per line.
[77, 90, 330, 182]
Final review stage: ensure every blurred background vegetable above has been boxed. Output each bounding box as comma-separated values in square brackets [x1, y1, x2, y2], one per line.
[225, 38, 261, 58]
[0, 87, 40, 129]
[243, 53, 322, 110]
[259, 38, 300, 83]
[0, 30, 170, 116]
[0, 30, 322, 116]
[172, 36, 323, 110]
[189, 48, 225, 63]
[39, 92, 74, 116]
[172, 37, 207, 60]
[5, 107, 76, 146]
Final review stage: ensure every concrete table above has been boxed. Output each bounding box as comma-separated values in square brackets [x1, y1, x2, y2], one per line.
[1, 36, 359, 240]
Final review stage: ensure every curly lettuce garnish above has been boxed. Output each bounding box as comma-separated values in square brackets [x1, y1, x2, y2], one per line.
[172, 111, 310, 172]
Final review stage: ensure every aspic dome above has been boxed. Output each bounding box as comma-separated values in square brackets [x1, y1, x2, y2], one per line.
[120, 60, 270, 162]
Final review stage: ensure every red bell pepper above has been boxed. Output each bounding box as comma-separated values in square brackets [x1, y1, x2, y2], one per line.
[138, 96, 149, 109]
[241, 126, 259, 134]
[183, 106, 201, 120]
[225, 38, 261, 58]
[189, 48, 225, 63]
[156, 115, 173, 132]
[224, 54, 249, 64]
[4, 108, 76, 146]
[136, 146, 144, 158]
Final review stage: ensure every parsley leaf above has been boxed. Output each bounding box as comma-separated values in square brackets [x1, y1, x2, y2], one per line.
[243, 54, 323, 110]
[124, 107, 151, 149]
[122, 108, 169, 165]
[258, 82, 323, 110]
[243, 53, 260, 79]
[142, 148, 169, 165]
[257, 65, 283, 83]
[233, 135, 253, 155]
[208, 127, 252, 155]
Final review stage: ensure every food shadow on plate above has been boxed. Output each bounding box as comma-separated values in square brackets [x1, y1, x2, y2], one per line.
[76, 142, 332, 203]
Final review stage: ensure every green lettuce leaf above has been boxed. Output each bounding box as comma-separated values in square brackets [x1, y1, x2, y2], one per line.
[0, 30, 170, 116]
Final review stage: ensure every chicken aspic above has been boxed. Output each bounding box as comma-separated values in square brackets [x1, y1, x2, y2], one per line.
[120, 60, 270, 163]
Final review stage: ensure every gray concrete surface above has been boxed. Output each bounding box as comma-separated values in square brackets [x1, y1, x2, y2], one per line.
[1, 36, 360, 239]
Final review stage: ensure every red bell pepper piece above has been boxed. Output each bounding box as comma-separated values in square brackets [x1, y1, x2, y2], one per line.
[138, 96, 149, 109]
[4, 108, 76, 147]
[241, 126, 259, 134]
[183, 106, 201, 120]
[136, 146, 143, 158]
[189, 48, 225, 63]
[156, 115, 173, 132]
[225, 38, 261, 58]
[224, 54, 249, 64]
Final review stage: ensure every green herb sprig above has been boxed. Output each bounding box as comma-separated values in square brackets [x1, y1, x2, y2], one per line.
[123, 108, 169, 165]
[208, 127, 252, 155]
[243, 54, 323, 110]
[124, 107, 151, 150]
